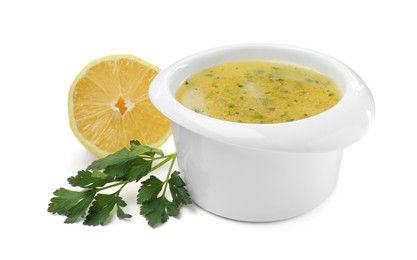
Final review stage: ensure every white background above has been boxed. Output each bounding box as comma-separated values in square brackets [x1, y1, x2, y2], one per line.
[1, 0, 416, 259]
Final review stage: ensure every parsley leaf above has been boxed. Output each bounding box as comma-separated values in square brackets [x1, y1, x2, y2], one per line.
[104, 157, 152, 182]
[87, 141, 163, 171]
[124, 157, 153, 182]
[84, 192, 131, 226]
[67, 170, 110, 188]
[140, 197, 172, 227]
[138, 159, 192, 228]
[129, 140, 164, 157]
[137, 176, 164, 204]
[88, 148, 131, 171]
[169, 171, 192, 206]
[47, 188, 96, 223]
[48, 140, 191, 227]
[116, 197, 132, 220]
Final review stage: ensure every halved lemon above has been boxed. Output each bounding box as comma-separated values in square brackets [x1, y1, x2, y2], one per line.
[68, 54, 171, 157]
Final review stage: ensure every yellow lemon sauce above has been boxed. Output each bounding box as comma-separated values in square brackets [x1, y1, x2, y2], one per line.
[176, 61, 341, 124]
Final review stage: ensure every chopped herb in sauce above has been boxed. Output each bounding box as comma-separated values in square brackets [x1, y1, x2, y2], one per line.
[305, 78, 314, 83]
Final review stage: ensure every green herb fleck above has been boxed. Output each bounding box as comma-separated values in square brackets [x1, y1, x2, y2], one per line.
[305, 78, 314, 83]
[259, 97, 269, 105]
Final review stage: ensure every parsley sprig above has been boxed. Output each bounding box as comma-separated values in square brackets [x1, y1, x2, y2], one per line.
[48, 140, 192, 228]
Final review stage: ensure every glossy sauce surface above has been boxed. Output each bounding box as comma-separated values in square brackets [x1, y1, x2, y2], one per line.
[176, 61, 341, 124]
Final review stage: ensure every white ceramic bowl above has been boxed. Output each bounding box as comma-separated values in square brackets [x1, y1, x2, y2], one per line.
[149, 44, 375, 222]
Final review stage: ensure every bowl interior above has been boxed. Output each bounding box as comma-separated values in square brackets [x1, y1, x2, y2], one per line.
[166, 45, 351, 99]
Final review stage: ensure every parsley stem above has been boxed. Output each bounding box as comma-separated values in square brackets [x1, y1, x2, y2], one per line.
[149, 154, 175, 160]
[162, 154, 177, 196]
[149, 153, 176, 172]
[115, 182, 128, 196]
[96, 181, 127, 192]
[167, 154, 176, 178]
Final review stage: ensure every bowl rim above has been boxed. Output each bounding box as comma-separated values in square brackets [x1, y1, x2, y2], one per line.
[149, 43, 375, 152]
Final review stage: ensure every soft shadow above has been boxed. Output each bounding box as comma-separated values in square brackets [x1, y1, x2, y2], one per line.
[65, 148, 99, 175]
[191, 188, 339, 227]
